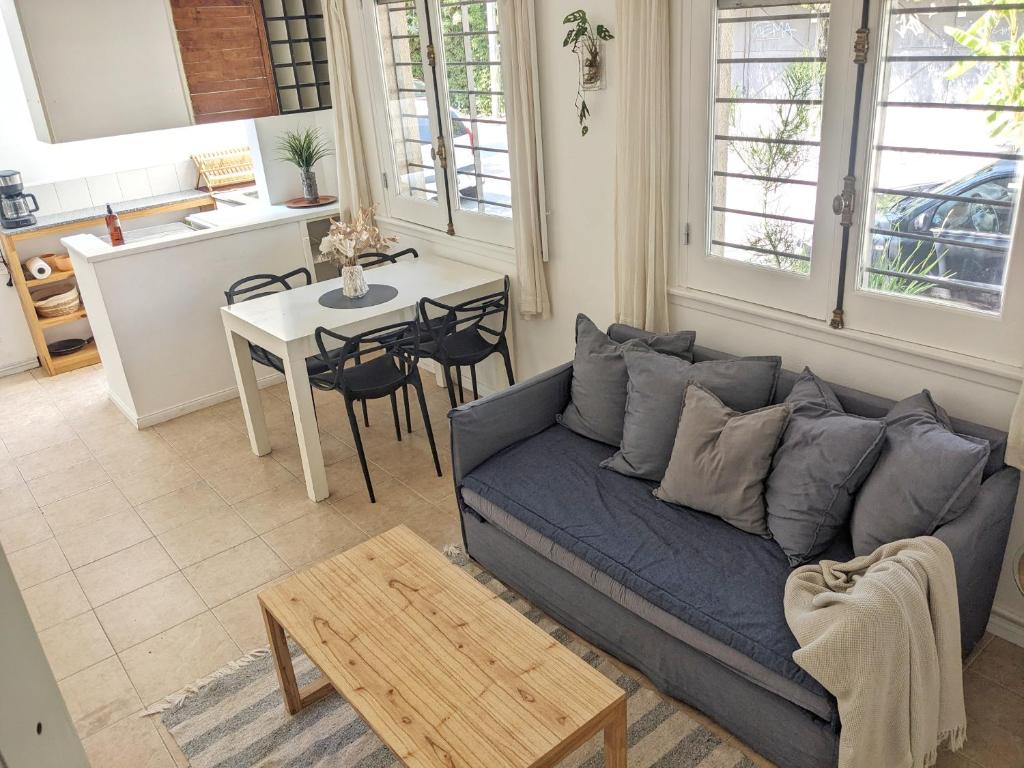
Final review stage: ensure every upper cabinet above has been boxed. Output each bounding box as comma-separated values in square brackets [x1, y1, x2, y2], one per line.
[1, 0, 330, 143]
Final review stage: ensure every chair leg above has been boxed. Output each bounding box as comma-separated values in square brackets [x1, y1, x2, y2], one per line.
[344, 397, 375, 503]
[456, 366, 465, 404]
[442, 365, 458, 410]
[412, 374, 442, 477]
[362, 400, 369, 428]
[402, 382, 412, 433]
[500, 341, 515, 387]
[469, 365, 478, 401]
[389, 391, 402, 442]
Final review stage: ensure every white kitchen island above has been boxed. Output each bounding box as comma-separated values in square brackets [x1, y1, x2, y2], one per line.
[63, 203, 339, 427]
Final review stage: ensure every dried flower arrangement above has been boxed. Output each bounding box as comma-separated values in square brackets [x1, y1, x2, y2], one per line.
[317, 206, 398, 269]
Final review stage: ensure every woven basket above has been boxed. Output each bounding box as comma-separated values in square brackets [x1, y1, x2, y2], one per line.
[34, 285, 81, 318]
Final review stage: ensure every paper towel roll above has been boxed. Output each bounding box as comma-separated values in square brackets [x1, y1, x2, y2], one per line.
[25, 256, 51, 279]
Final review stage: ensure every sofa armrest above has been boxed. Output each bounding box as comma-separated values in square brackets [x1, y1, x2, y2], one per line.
[449, 362, 572, 484]
[932, 467, 1020, 656]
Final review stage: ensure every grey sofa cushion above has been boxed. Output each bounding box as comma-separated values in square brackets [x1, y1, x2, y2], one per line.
[557, 314, 695, 446]
[850, 390, 990, 556]
[602, 346, 782, 480]
[766, 368, 887, 566]
[656, 385, 790, 535]
[606, 323, 695, 361]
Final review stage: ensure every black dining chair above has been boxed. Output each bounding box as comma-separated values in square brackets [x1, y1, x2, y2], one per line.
[224, 267, 367, 425]
[417, 275, 515, 409]
[312, 315, 441, 503]
[358, 246, 419, 269]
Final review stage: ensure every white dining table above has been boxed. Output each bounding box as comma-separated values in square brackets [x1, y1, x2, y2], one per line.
[220, 256, 507, 501]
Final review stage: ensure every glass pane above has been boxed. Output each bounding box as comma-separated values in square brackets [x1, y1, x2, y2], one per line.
[709, 1, 831, 274]
[438, 0, 512, 218]
[858, 1, 1023, 312]
[373, 0, 439, 203]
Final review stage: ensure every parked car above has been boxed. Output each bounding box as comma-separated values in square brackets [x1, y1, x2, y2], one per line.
[871, 159, 1019, 297]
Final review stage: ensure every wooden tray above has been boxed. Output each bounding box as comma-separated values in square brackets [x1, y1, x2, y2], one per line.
[284, 195, 337, 209]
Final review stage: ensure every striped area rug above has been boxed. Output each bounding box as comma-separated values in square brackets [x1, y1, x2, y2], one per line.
[160, 559, 758, 768]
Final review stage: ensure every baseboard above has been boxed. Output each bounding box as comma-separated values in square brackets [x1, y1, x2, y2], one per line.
[117, 373, 286, 429]
[988, 606, 1024, 647]
[0, 358, 39, 378]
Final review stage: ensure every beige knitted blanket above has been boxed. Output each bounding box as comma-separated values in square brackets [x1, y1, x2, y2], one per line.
[784, 537, 966, 768]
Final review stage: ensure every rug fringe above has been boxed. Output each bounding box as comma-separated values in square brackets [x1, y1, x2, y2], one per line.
[143, 647, 272, 716]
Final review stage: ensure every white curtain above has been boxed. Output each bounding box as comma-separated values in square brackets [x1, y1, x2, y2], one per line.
[324, 0, 372, 220]
[498, 0, 551, 318]
[613, 0, 670, 332]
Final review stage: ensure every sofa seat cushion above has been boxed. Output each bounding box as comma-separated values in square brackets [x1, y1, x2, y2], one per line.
[461, 424, 845, 722]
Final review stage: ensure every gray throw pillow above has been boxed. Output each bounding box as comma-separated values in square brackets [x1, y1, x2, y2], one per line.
[557, 314, 696, 446]
[850, 390, 990, 556]
[655, 384, 791, 535]
[766, 368, 887, 566]
[602, 345, 782, 480]
[607, 323, 694, 361]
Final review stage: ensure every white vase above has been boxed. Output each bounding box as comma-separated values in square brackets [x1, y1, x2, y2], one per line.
[341, 264, 369, 298]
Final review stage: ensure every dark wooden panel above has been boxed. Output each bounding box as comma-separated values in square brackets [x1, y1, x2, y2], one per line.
[169, 0, 279, 121]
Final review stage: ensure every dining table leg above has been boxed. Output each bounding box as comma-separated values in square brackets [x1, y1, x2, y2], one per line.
[225, 327, 270, 456]
[282, 346, 329, 502]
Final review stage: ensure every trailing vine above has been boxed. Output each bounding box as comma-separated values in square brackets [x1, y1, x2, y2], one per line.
[562, 10, 613, 136]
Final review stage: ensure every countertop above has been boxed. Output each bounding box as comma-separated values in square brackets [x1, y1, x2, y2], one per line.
[0, 190, 213, 236]
[61, 200, 340, 265]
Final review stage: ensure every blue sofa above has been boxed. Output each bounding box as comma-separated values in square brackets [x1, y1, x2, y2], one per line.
[449, 345, 1019, 768]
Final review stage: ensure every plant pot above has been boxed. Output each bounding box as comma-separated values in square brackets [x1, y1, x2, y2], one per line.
[300, 169, 320, 202]
[341, 264, 369, 299]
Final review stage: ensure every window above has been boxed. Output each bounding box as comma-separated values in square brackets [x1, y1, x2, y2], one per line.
[365, 0, 512, 243]
[856, 1, 1022, 314]
[681, 0, 1024, 364]
[709, 1, 830, 275]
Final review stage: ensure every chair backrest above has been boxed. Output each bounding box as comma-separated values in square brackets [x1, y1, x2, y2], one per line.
[357, 246, 420, 269]
[418, 275, 511, 350]
[224, 267, 312, 305]
[314, 315, 423, 392]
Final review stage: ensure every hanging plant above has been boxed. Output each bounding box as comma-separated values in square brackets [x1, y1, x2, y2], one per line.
[562, 9, 614, 136]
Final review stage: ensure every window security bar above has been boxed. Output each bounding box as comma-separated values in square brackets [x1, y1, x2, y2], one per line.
[886, 55, 1024, 63]
[443, 30, 499, 37]
[719, 11, 829, 24]
[873, 145, 1024, 162]
[712, 240, 812, 262]
[456, 170, 512, 182]
[869, 227, 1008, 254]
[715, 97, 823, 106]
[715, 56, 826, 64]
[470, 145, 509, 154]
[863, 267, 1002, 296]
[447, 89, 504, 96]
[715, 134, 822, 148]
[712, 206, 816, 226]
[450, 115, 507, 125]
[441, 0, 497, 7]
[871, 187, 1016, 209]
[717, 0, 828, 9]
[460, 196, 512, 209]
[890, 2, 1024, 15]
[714, 170, 818, 187]
[880, 101, 1024, 112]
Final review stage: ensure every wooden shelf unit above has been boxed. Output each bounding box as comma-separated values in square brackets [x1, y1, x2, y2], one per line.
[0, 195, 215, 376]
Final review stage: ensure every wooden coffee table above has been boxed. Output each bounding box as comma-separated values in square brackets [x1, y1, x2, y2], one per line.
[258, 525, 627, 767]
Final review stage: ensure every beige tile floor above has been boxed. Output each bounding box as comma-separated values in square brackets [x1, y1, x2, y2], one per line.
[2, 364, 1023, 768]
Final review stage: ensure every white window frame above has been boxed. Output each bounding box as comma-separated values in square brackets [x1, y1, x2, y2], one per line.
[839, 0, 1024, 367]
[681, 0, 860, 319]
[679, 0, 1024, 367]
[359, 0, 513, 247]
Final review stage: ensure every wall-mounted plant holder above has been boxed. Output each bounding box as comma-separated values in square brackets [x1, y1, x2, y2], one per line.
[562, 10, 613, 136]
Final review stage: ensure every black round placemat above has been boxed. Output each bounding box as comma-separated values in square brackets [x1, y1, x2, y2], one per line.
[318, 284, 399, 309]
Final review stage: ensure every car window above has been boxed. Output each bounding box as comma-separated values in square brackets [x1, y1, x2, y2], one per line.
[931, 177, 1013, 235]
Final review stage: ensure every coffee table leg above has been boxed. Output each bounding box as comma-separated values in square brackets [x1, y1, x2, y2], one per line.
[262, 603, 303, 715]
[604, 698, 627, 767]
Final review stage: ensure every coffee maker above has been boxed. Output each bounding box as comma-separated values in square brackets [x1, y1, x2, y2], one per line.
[0, 170, 40, 229]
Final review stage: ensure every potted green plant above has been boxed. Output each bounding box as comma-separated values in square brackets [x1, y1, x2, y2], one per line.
[276, 126, 333, 202]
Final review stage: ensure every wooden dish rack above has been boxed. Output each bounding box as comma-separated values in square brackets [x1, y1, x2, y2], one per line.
[0, 196, 214, 376]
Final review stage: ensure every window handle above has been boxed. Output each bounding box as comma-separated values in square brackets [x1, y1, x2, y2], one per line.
[832, 175, 856, 228]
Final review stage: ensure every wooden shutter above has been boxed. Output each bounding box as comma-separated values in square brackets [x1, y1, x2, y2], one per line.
[169, 0, 280, 123]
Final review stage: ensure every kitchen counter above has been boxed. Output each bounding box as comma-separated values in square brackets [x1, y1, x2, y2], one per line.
[61, 200, 340, 264]
[0, 189, 213, 236]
